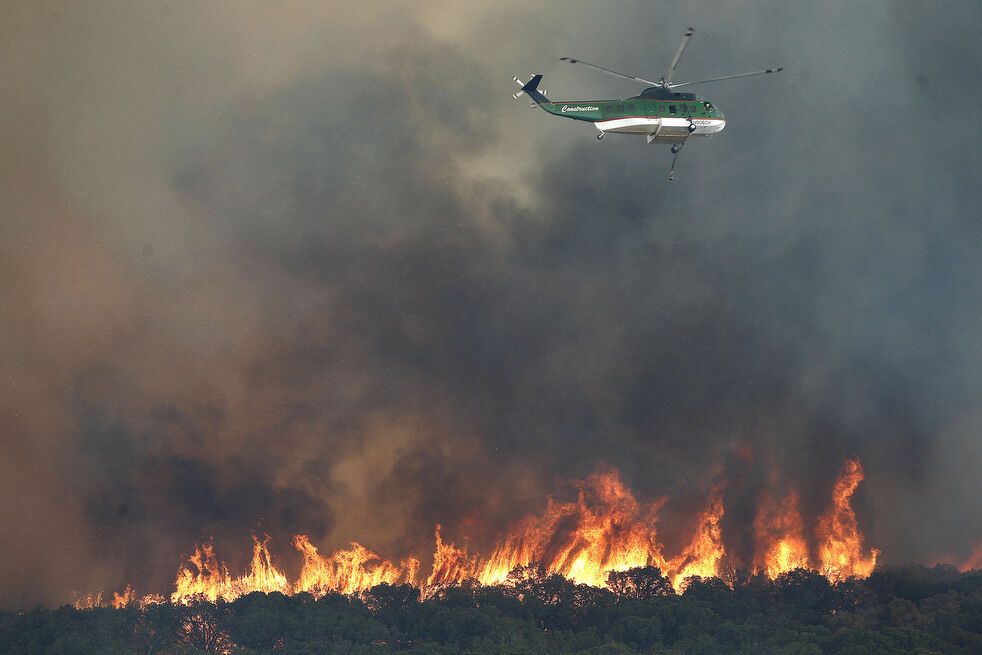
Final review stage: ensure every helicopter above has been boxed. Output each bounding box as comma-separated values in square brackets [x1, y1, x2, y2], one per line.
[512, 28, 783, 179]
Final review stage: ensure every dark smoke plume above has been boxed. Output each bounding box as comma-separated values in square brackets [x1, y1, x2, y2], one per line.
[1, 1, 980, 608]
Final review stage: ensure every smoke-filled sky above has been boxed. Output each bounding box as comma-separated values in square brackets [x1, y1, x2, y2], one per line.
[2, 0, 981, 608]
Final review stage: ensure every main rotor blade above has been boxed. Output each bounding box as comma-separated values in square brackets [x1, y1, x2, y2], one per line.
[669, 67, 784, 88]
[559, 56, 661, 87]
[663, 27, 695, 86]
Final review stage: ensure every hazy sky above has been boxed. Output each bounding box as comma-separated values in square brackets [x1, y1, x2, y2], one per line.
[2, 1, 981, 608]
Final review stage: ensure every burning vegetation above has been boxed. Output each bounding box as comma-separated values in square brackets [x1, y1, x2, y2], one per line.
[76, 458, 893, 609]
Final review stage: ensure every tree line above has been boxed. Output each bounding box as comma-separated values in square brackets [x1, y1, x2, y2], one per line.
[2, 564, 980, 654]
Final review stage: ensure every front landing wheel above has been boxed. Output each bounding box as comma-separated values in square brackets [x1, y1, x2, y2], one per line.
[596, 132, 604, 141]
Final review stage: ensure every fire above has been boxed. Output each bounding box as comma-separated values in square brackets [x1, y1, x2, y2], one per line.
[235, 534, 291, 596]
[84, 459, 883, 607]
[294, 534, 419, 596]
[74, 587, 165, 610]
[667, 487, 726, 589]
[172, 534, 289, 604]
[73, 592, 103, 610]
[112, 584, 136, 609]
[816, 459, 879, 582]
[755, 490, 810, 578]
[427, 525, 478, 588]
[475, 470, 669, 588]
[960, 543, 982, 572]
[172, 542, 237, 603]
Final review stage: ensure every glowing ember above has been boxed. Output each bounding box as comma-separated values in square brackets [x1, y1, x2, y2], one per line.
[816, 459, 879, 582]
[73, 592, 103, 610]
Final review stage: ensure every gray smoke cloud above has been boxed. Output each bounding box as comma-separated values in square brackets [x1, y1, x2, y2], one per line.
[1, 0, 980, 608]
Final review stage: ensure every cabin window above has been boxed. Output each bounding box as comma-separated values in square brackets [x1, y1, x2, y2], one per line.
[669, 105, 677, 114]
[626, 103, 635, 113]
[616, 104, 625, 112]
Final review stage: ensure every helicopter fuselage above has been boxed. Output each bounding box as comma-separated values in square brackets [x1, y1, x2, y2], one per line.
[515, 29, 781, 177]
[538, 90, 725, 143]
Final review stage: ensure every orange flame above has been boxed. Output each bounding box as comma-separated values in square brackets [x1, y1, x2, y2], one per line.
[73, 592, 104, 610]
[754, 490, 810, 578]
[172, 541, 237, 603]
[172, 534, 289, 604]
[236, 534, 291, 596]
[112, 584, 136, 609]
[667, 487, 726, 589]
[476, 469, 670, 588]
[816, 459, 879, 581]
[78, 460, 885, 608]
[960, 543, 982, 572]
[294, 534, 419, 596]
[427, 525, 478, 588]
[74, 586, 164, 610]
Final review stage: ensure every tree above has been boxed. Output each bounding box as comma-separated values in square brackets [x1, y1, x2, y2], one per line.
[607, 566, 675, 601]
[133, 602, 179, 655]
[175, 600, 233, 655]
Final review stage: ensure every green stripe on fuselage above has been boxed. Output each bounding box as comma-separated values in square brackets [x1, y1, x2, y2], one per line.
[541, 102, 604, 122]
[540, 99, 723, 123]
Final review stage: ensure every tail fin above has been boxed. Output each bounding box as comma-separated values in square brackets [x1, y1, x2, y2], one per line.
[512, 74, 550, 104]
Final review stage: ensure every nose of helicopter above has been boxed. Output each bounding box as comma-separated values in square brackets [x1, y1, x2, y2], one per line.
[697, 115, 726, 135]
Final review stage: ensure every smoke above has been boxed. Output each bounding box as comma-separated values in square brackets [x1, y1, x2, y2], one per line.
[1, 0, 981, 608]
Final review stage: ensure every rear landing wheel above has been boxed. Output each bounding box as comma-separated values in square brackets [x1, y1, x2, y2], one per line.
[596, 132, 604, 141]
[671, 143, 681, 154]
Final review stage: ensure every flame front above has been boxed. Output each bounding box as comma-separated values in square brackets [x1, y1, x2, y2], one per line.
[172, 535, 289, 604]
[86, 459, 884, 607]
[816, 459, 879, 582]
[427, 525, 478, 588]
[294, 534, 419, 596]
[475, 470, 670, 588]
[667, 487, 726, 589]
[755, 490, 810, 578]
[961, 544, 982, 572]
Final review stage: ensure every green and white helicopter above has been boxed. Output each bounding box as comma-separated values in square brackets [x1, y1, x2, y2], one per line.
[512, 28, 782, 179]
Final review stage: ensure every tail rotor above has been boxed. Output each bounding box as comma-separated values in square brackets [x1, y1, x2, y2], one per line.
[511, 74, 550, 105]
